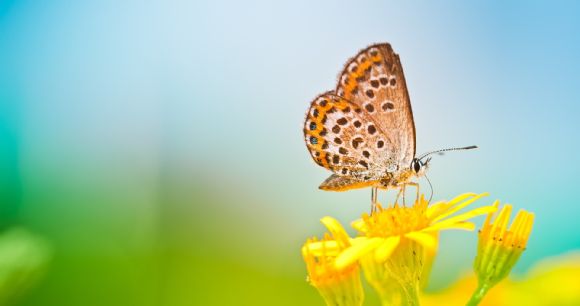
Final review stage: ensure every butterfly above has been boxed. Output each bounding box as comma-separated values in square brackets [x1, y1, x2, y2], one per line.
[303, 43, 476, 208]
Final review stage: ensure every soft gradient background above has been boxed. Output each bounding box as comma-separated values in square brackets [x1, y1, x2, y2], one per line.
[1, 1, 579, 305]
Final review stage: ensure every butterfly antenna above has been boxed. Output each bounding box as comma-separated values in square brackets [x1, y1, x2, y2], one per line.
[418, 145, 478, 161]
[424, 173, 434, 204]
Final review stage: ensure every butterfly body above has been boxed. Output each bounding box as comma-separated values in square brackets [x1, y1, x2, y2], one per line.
[318, 161, 426, 192]
[304, 43, 423, 193]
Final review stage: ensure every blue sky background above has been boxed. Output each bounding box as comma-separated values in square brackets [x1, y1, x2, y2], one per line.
[0, 1, 579, 304]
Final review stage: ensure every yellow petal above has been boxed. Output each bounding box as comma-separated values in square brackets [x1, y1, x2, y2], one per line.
[482, 200, 500, 230]
[510, 210, 534, 247]
[335, 237, 383, 270]
[422, 221, 475, 232]
[405, 231, 438, 251]
[302, 240, 341, 257]
[351, 218, 367, 232]
[447, 192, 479, 206]
[429, 205, 497, 231]
[427, 192, 477, 219]
[492, 205, 512, 238]
[432, 192, 489, 222]
[522, 213, 535, 245]
[425, 201, 450, 219]
[320, 216, 350, 247]
[374, 236, 401, 262]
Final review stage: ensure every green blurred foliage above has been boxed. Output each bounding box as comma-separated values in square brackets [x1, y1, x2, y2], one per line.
[0, 228, 50, 305]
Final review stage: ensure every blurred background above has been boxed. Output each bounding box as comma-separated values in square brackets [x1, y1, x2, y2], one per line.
[1, 1, 579, 305]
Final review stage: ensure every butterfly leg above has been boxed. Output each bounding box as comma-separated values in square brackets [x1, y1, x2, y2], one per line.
[396, 182, 419, 206]
[405, 182, 420, 204]
[371, 187, 378, 214]
[394, 185, 404, 206]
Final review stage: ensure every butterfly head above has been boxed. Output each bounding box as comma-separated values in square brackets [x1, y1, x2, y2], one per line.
[411, 145, 478, 178]
[410, 157, 431, 178]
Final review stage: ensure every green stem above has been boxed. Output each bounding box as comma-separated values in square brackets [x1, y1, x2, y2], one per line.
[466, 283, 491, 306]
[375, 284, 400, 306]
[400, 282, 420, 306]
[405, 284, 420, 306]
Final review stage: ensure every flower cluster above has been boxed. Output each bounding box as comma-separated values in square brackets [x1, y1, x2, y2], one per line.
[468, 201, 535, 306]
[302, 217, 364, 306]
[301, 193, 534, 306]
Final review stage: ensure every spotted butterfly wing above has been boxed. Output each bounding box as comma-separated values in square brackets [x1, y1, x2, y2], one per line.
[303, 92, 395, 190]
[336, 43, 416, 173]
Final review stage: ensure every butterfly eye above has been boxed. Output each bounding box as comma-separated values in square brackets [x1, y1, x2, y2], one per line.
[412, 159, 421, 173]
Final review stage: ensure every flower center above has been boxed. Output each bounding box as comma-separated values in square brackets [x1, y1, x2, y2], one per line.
[364, 206, 431, 237]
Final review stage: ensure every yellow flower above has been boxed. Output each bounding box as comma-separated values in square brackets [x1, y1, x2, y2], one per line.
[302, 217, 364, 306]
[335, 193, 495, 269]
[468, 201, 534, 306]
[422, 252, 580, 306]
[507, 251, 580, 306]
[335, 193, 496, 305]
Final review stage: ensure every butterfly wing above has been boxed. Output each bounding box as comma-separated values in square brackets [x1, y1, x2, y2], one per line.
[318, 174, 376, 191]
[336, 43, 416, 172]
[303, 92, 394, 183]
